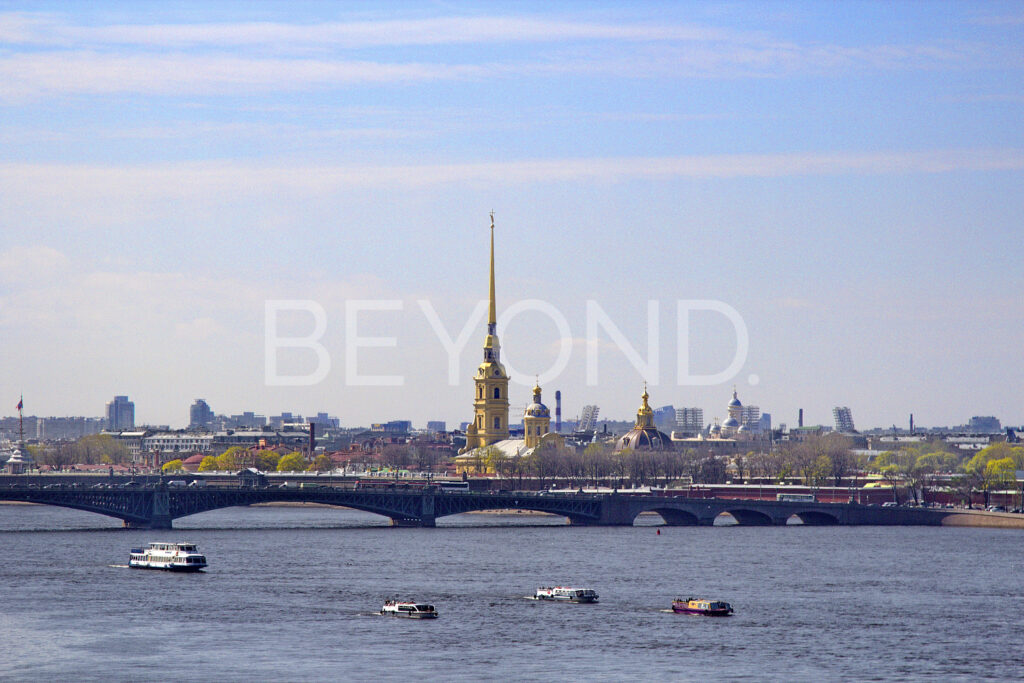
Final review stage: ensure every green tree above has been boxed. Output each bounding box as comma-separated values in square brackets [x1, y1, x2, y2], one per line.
[34, 443, 76, 471]
[197, 455, 218, 472]
[254, 449, 281, 471]
[277, 451, 307, 472]
[381, 444, 411, 472]
[161, 459, 184, 473]
[216, 446, 248, 471]
[582, 442, 613, 483]
[972, 457, 1017, 507]
[310, 454, 333, 472]
[973, 442, 1024, 469]
[527, 442, 564, 488]
[73, 434, 129, 465]
[484, 447, 508, 483]
[915, 451, 960, 473]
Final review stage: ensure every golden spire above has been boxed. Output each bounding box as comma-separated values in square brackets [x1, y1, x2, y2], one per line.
[488, 211, 496, 332]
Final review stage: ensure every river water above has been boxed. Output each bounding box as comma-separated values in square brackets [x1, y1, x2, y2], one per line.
[1, 503, 1022, 682]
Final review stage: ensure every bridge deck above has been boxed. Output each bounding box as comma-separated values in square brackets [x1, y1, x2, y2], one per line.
[0, 484, 954, 529]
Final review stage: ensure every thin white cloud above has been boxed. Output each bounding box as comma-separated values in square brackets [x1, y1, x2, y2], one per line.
[0, 247, 392, 335]
[970, 11, 1024, 26]
[0, 245, 70, 284]
[0, 14, 745, 49]
[1, 150, 1020, 202]
[0, 13, 994, 100]
[0, 52, 492, 100]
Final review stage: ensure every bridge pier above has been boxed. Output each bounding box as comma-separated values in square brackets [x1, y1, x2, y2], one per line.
[123, 516, 172, 530]
[390, 517, 435, 528]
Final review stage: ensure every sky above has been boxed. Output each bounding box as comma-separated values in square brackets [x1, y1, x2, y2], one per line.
[0, 1, 1022, 431]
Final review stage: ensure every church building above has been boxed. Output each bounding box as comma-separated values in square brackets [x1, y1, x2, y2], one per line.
[455, 215, 561, 473]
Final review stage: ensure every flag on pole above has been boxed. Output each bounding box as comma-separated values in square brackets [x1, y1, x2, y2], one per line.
[16, 397, 23, 411]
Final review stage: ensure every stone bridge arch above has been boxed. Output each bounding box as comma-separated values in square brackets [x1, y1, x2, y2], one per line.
[720, 507, 775, 526]
[642, 507, 701, 526]
[790, 509, 840, 525]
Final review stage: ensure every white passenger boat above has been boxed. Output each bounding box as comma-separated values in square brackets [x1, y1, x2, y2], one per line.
[128, 542, 207, 572]
[534, 586, 599, 603]
[380, 600, 438, 619]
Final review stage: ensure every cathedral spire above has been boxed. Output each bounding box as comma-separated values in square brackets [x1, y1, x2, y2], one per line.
[488, 211, 496, 335]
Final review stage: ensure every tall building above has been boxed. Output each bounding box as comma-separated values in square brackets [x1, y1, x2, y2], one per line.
[269, 412, 299, 429]
[426, 421, 446, 433]
[968, 416, 1001, 433]
[462, 214, 509, 452]
[372, 420, 412, 433]
[653, 404, 676, 430]
[833, 406, 855, 433]
[308, 412, 340, 429]
[189, 399, 214, 430]
[106, 395, 135, 430]
[675, 407, 704, 436]
[37, 416, 104, 439]
[225, 412, 265, 429]
[741, 404, 761, 431]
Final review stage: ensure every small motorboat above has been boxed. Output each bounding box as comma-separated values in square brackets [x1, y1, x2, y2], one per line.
[534, 587, 599, 603]
[672, 598, 733, 616]
[380, 601, 438, 619]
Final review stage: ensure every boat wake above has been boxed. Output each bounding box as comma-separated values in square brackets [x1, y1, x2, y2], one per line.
[109, 564, 130, 569]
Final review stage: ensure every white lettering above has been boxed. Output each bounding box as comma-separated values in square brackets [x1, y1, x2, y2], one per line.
[264, 300, 331, 386]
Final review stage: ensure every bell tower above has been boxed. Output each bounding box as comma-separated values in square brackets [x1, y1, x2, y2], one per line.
[463, 213, 509, 450]
[523, 381, 551, 449]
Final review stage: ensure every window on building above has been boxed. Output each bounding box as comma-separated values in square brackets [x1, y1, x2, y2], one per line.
[493, 387, 500, 399]
[493, 417, 500, 430]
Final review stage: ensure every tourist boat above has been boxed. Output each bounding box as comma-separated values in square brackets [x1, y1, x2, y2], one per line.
[672, 598, 733, 616]
[380, 601, 438, 619]
[128, 542, 207, 571]
[534, 587, 599, 603]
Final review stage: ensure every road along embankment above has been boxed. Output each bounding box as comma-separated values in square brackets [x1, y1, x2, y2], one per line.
[941, 511, 1024, 528]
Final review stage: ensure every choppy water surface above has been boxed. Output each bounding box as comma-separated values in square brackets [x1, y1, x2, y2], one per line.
[2, 503, 1023, 681]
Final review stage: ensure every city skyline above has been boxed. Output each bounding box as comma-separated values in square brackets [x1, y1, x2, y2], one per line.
[1, 2, 1022, 429]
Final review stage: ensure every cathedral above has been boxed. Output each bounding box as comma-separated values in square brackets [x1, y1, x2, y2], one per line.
[456, 215, 557, 472]
[614, 385, 672, 452]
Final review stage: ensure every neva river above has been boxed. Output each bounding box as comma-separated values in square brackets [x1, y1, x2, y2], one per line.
[2, 503, 1022, 682]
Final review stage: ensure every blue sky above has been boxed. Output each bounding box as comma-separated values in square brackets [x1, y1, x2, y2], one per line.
[1, 1, 1022, 430]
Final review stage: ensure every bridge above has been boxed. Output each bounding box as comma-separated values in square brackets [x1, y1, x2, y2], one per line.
[0, 483, 953, 529]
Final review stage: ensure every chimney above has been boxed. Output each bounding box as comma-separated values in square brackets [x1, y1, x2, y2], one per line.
[798, 408, 804, 428]
[555, 390, 562, 433]
[309, 422, 316, 457]
[909, 414, 914, 435]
